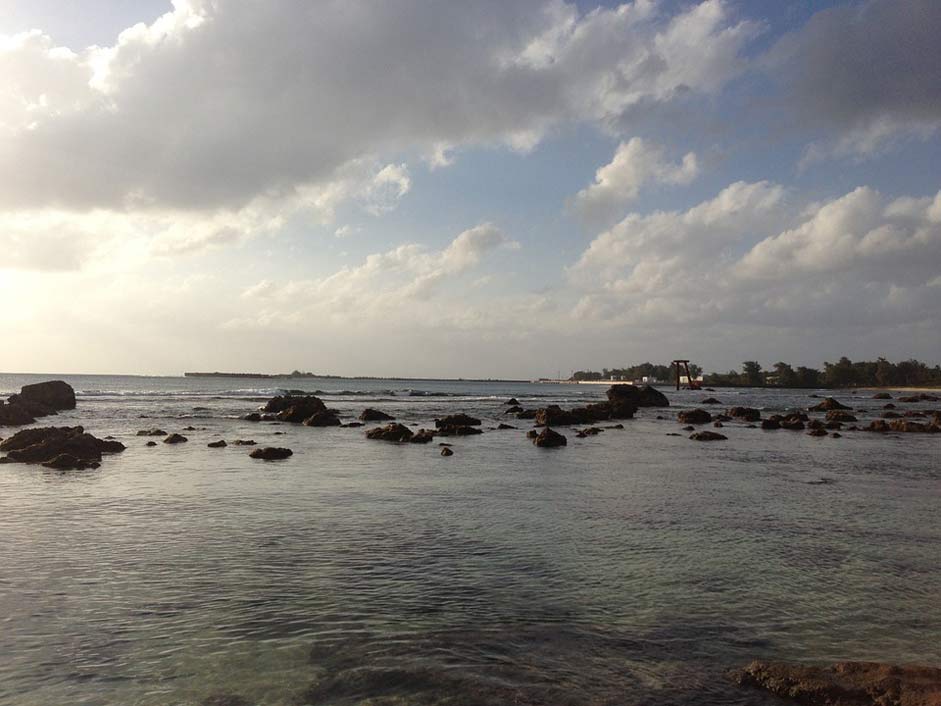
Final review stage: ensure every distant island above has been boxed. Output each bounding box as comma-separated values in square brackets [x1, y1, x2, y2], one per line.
[184, 371, 528, 383]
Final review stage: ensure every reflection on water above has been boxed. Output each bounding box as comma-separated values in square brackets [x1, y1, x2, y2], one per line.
[0, 375, 938, 705]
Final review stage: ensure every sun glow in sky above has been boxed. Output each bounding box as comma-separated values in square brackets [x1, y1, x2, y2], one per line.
[1, 0, 940, 377]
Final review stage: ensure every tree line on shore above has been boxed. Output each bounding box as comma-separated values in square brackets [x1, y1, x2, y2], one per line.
[571, 357, 941, 389]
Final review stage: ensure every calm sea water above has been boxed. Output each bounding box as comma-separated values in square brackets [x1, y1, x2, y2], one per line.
[0, 374, 938, 706]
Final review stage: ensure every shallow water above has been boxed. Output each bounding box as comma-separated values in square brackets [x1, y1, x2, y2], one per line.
[0, 375, 938, 705]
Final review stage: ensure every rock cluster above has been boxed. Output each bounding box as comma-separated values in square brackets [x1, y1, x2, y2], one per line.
[261, 394, 341, 426]
[0, 425, 125, 470]
[435, 414, 483, 436]
[734, 660, 941, 706]
[0, 380, 77, 427]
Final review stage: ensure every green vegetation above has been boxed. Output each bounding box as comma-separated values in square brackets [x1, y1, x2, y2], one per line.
[571, 362, 702, 383]
[703, 357, 941, 388]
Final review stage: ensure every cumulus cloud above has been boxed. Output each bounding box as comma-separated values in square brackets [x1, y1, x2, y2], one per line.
[768, 0, 941, 160]
[0, 0, 758, 258]
[572, 137, 699, 223]
[569, 180, 941, 334]
[230, 223, 520, 330]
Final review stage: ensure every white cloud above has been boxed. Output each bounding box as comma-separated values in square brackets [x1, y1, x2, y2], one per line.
[0, 0, 758, 264]
[230, 223, 520, 330]
[568, 180, 941, 334]
[572, 137, 699, 222]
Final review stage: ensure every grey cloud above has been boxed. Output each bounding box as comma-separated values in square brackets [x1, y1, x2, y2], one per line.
[768, 0, 941, 155]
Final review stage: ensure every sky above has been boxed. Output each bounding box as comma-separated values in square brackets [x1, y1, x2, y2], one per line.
[1, 0, 940, 378]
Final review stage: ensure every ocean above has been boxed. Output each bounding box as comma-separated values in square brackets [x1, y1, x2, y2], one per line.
[0, 374, 938, 705]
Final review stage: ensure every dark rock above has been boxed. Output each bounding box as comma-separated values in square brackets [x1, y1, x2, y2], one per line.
[42, 453, 99, 470]
[883, 403, 896, 409]
[826, 410, 858, 423]
[505, 398, 520, 406]
[690, 431, 727, 441]
[182, 426, 197, 431]
[359, 408, 394, 422]
[872, 392, 892, 399]
[636, 384, 670, 407]
[606, 423, 624, 429]
[341, 422, 364, 428]
[825, 421, 843, 430]
[526, 430, 538, 439]
[410, 429, 436, 444]
[14, 380, 76, 411]
[734, 659, 941, 706]
[164, 433, 188, 444]
[435, 413, 482, 428]
[701, 397, 722, 405]
[727, 407, 761, 422]
[516, 408, 537, 419]
[365, 423, 414, 442]
[496, 423, 517, 430]
[145, 441, 157, 447]
[807, 419, 825, 431]
[302, 410, 341, 427]
[889, 419, 937, 433]
[249, 447, 293, 460]
[436, 425, 484, 436]
[575, 427, 603, 437]
[713, 421, 724, 428]
[242, 413, 262, 422]
[866, 420, 891, 433]
[899, 393, 940, 403]
[831, 432, 842, 438]
[882, 411, 902, 418]
[0, 426, 123, 469]
[781, 418, 805, 431]
[208, 440, 227, 448]
[810, 397, 852, 411]
[533, 427, 567, 447]
[903, 410, 928, 417]
[0, 402, 36, 426]
[233, 439, 256, 445]
[505, 405, 524, 414]
[440, 447, 454, 457]
[677, 409, 712, 425]
[682, 425, 695, 432]
[808, 428, 828, 437]
[263, 395, 328, 423]
[716, 414, 733, 422]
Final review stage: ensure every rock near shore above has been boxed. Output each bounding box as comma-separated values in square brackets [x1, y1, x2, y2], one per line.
[0, 426, 124, 470]
[734, 660, 941, 706]
[0, 380, 78, 427]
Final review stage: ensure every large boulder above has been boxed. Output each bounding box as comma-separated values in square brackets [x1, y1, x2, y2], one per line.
[637, 385, 670, 407]
[533, 427, 567, 447]
[0, 426, 124, 469]
[734, 660, 941, 706]
[262, 395, 327, 423]
[11, 380, 76, 411]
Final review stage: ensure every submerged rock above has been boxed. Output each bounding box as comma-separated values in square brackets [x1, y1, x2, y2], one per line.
[677, 409, 712, 425]
[734, 660, 941, 706]
[575, 427, 603, 437]
[163, 433, 188, 444]
[727, 407, 761, 422]
[233, 439, 256, 445]
[440, 447, 454, 457]
[701, 397, 722, 405]
[689, 431, 727, 441]
[410, 429, 436, 444]
[207, 440, 227, 448]
[504, 398, 520, 406]
[365, 423, 414, 442]
[136, 429, 168, 436]
[249, 447, 293, 460]
[872, 392, 892, 400]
